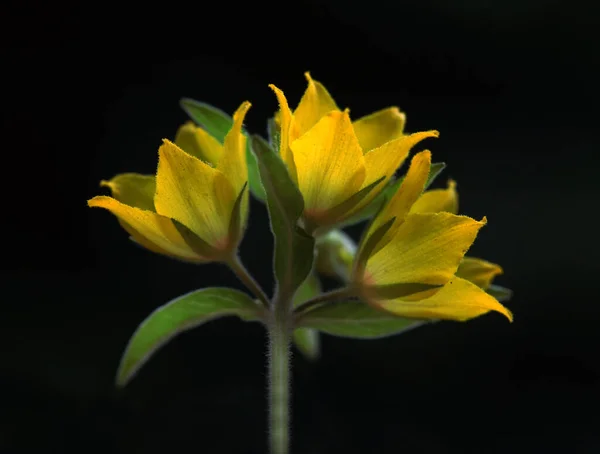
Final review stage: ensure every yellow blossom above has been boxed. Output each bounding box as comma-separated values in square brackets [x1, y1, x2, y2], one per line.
[269, 73, 438, 232]
[352, 150, 512, 322]
[88, 102, 252, 263]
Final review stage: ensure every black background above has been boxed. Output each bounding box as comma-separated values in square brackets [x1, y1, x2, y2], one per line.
[2, 0, 600, 452]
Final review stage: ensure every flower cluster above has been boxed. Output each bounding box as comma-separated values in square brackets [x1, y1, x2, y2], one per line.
[89, 72, 511, 325]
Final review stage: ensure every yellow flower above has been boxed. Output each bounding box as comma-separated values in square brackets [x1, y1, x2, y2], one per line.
[351, 150, 512, 322]
[269, 72, 438, 232]
[408, 176, 505, 292]
[88, 102, 252, 263]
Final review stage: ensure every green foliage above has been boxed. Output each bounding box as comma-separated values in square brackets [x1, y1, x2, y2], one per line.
[116, 288, 262, 387]
[292, 273, 322, 360]
[297, 300, 426, 339]
[487, 284, 513, 302]
[251, 135, 314, 302]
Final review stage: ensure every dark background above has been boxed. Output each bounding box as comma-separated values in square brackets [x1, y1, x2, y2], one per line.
[2, 0, 599, 452]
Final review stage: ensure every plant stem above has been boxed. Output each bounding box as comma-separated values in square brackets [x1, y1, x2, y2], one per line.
[268, 297, 291, 454]
[293, 286, 355, 316]
[226, 255, 270, 308]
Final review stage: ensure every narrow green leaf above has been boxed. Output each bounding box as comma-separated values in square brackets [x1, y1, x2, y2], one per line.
[179, 98, 266, 202]
[173, 220, 220, 259]
[246, 141, 267, 201]
[297, 300, 427, 339]
[180, 98, 232, 143]
[292, 273, 322, 360]
[340, 162, 446, 227]
[251, 135, 315, 301]
[424, 162, 446, 189]
[371, 282, 442, 299]
[267, 117, 280, 151]
[326, 176, 385, 224]
[227, 182, 249, 247]
[116, 288, 262, 387]
[487, 284, 513, 302]
[353, 216, 395, 278]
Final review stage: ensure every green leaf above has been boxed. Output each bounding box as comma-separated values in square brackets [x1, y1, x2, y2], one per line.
[340, 162, 446, 227]
[326, 176, 385, 224]
[267, 117, 280, 151]
[371, 282, 441, 299]
[227, 182, 249, 247]
[251, 135, 315, 301]
[424, 162, 447, 189]
[179, 98, 266, 202]
[353, 216, 396, 277]
[487, 284, 513, 302]
[297, 300, 427, 339]
[116, 288, 262, 387]
[180, 98, 232, 143]
[292, 273, 322, 360]
[172, 220, 220, 259]
[246, 141, 267, 201]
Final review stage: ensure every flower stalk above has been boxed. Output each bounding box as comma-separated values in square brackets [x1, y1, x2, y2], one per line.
[268, 293, 293, 454]
[226, 255, 270, 308]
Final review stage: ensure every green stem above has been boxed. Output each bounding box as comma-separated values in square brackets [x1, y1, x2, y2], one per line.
[268, 297, 291, 454]
[226, 255, 270, 308]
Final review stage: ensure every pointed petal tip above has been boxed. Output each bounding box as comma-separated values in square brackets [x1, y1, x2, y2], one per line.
[235, 100, 252, 115]
[304, 71, 313, 82]
[419, 149, 432, 159]
[500, 305, 514, 323]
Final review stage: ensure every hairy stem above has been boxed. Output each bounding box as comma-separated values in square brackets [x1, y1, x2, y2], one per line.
[226, 255, 270, 308]
[268, 296, 292, 454]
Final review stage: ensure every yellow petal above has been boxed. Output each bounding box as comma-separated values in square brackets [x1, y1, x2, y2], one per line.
[100, 173, 156, 212]
[290, 110, 366, 221]
[456, 257, 503, 289]
[366, 150, 431, 254]
[366, 212, 486, 286]
[218, 101, 251, 194]
[155, 139, 236, 248]
[353, 132, 439, 216]
[352, 107, 406, 152]
[410, 180, 458, 215]
[269, 84, 299, 180]
[174, 121, 223, 165]
[377, 276, 513, 322]
[293, 72, 339, 137]
[88, 196, 202, 261]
